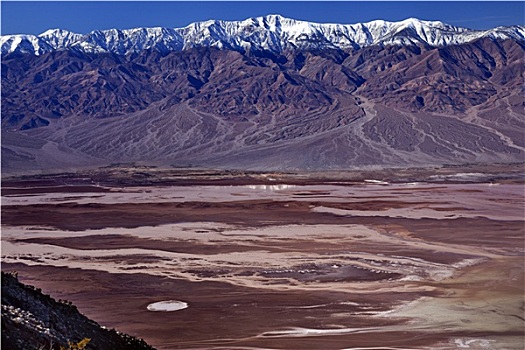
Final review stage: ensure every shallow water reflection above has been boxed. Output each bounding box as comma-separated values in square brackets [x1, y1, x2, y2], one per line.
[243, 184, 297, 191]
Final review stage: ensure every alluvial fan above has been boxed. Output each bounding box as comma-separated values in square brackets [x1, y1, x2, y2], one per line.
[1, 15, 524, 173]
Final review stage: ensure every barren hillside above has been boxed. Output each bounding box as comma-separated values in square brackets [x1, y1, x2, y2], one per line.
[2, 17, 524, 173]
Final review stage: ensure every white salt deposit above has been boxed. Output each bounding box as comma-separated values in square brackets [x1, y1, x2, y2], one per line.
[146, 300, 188, 312]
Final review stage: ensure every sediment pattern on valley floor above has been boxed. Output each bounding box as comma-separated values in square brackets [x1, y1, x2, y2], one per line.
[1, 168, 524, 349]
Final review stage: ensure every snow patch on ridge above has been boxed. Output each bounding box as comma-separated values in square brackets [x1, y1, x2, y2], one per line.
[1, 15, 524, 56]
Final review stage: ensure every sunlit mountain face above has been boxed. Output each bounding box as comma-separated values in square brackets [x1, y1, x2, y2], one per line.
[1, 15, 524, 173]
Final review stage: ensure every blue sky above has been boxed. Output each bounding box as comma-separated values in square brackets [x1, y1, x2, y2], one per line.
[1, 1, 524, 35]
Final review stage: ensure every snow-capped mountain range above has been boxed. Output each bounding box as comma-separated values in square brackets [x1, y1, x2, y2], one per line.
[2, 14, 524, 56]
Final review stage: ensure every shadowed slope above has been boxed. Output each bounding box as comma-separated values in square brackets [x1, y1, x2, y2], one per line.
[1, 37, 524, 173]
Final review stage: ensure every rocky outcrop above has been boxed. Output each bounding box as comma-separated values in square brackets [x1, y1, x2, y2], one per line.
[1, 272, 155, 350]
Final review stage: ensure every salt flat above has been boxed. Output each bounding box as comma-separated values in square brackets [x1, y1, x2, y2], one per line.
[1, 168, 523, 349]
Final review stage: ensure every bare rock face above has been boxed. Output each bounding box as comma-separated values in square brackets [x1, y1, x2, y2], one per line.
[1, 272, 155, 350]
[354, 39, 524, 113]
[1, 18, 524, 173]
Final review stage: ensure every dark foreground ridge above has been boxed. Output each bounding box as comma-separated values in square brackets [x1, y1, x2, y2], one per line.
[1, 272, 156, 350]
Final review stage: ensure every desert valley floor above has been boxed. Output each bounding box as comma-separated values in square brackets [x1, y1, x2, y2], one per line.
[1, 164, 524, 349]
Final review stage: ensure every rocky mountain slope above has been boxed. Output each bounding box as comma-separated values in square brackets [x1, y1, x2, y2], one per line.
[1, 15, 524, 173]
[1, 271, 155, 350]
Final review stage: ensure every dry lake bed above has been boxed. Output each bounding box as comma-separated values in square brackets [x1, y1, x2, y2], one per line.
[1, 165, 524, 349]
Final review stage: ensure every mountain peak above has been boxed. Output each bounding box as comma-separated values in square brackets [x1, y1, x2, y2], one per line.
[260, 13, 286, 20]
[1, 15, 523, 56]
[399, 17, 438, 25]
